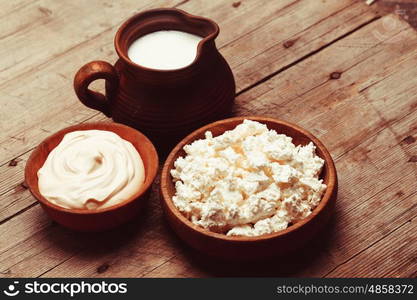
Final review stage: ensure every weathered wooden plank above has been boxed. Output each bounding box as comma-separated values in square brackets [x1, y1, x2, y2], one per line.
[0, 112, 107, 211]
[0, 206, 82, 277]
[235, 14, 417, 160]
[2, 58, 416, 278]
[0, 0, 181, 82]
[227, 0, 380, 91]
[0, 2, 415, 278]
[0, 1, 52, 43]
[0, 0, 37, 18]
[143, 113, 417, 277]
[0, 0, 292, 164]
[0, 157, 27, 195]
[0, 205, 50, 256]
[0, 0, 378, 166]
[326, 217, 416, 277]
[37, 18, 417, 275]
[0, 0, 182, 164]
[1, 13, 411, 223]
[0, 176, 179, 277]
[148, 206, 417, 278]
[0, 116, 110, 223]
[0, 4, 386, 222]
[0, 0, 299, 89]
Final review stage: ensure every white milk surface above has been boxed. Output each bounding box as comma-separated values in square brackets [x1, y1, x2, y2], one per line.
[127, 30, 203, 70]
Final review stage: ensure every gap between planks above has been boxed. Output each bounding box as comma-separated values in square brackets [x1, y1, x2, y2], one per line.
[0, 112, 103, 197]
[4, 111, 416, 274]
[0, 1, 412, 276]
[0, 12, 407, 226]
[0, 2, 378, 204]
[0, 0, 379, 167]
[0, 5, 381, 170]
[322, 192, 417, 277]
[236, 16, 382, 96]
[325, 214, 417, 277]
[0, 0, 291, 90]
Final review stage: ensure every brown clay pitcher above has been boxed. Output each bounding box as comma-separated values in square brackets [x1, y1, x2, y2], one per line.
[74, 8, 235, 152]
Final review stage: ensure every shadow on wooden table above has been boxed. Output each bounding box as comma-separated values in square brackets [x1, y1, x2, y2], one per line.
[43, 198, 156, 261]
[168, 210, 340, 277]
[41, 191, 339, 277]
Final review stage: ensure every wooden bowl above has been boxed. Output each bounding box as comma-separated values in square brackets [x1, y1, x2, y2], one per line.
[160, 116, 338, 260]
[25, 122, 159, 232]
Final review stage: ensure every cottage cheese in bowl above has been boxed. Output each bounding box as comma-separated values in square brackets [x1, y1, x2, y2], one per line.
[170, 120, 327, 236]
[38, 130, 145, 210]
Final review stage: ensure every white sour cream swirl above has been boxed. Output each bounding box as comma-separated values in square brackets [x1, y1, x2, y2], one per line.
[38, 130, 145, 210]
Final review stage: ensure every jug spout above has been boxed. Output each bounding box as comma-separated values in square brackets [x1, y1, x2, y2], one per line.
[74, 8, 235, 151]
[115, 8, 220, 75]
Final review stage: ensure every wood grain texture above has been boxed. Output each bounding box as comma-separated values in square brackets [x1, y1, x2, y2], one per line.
[145, 111, 417, 277]
[0, 0, 379, 221]
[0, 0, 378, 165]
[326, 217, 417, 278]
[0, 0, 416, 278]
[376, 0, 417, 30]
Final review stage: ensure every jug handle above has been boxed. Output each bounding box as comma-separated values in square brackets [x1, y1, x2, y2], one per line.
[74, 61, 119, 117]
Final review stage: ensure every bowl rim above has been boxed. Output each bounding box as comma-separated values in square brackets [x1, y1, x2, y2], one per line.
[114, 8, 220, 74]
[25, 122, 159, 215]
[161, 116, 337, 242]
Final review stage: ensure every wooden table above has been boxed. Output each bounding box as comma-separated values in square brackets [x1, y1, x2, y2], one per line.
[0, 0, 416, 278]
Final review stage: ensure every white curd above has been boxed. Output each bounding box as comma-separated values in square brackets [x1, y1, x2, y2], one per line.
[170, 120, 327, 236]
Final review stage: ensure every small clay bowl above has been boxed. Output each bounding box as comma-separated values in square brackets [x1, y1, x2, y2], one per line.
[161, 116, 337, 260]
[25, 122, 159, 232]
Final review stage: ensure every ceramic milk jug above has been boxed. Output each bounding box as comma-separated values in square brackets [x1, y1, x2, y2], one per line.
[74, 8, 235, 151]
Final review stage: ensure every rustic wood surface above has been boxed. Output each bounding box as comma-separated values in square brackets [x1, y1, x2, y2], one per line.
[0, 0, 416, 278]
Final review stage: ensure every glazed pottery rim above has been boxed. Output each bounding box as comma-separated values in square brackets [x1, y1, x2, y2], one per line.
[161, 116, 337, 242]
[114, 8, 220, 73]
[25, 122, 159, 215]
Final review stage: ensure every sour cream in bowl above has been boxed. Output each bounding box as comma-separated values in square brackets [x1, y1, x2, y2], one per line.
[25, 122, 159, 232]
[38, 130, 145, 210]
